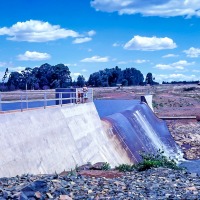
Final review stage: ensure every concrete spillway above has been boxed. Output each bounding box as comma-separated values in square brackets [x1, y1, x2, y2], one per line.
[0, 103, 131, 177]
[0, 101, 182, 177]
[102, 102, 182, 163]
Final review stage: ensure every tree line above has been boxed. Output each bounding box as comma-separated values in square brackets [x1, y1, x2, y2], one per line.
[0, 63, 157, 91]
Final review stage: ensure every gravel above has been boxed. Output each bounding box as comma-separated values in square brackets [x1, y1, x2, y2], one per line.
[0, 168, 199, 199]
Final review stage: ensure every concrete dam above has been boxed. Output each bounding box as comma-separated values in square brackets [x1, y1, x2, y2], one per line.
[0, 99, 181, 177]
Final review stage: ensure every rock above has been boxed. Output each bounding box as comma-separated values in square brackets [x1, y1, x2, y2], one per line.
[196, 115, 200, 121]
[77, 163, 93, 171]
[59, 195, 72, 200]
[90, 162, 106, 170]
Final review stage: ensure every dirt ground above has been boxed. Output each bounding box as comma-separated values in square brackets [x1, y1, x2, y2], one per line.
[93, 84, 200, 160]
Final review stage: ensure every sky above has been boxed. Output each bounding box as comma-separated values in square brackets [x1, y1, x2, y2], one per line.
[0, 0, 200, 83]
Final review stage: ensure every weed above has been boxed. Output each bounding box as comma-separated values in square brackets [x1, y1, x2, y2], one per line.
[115, 150, 182, 172]
[135, 149, 181, 171]
[115, 164, 135, 172]
[101, 162, 111, 170]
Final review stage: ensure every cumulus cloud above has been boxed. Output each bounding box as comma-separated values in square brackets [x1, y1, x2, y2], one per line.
[65, 63, 77, 67]
[82, 69, 87, 72]
[113, 42, 121, 47]
[134, 59, 149, 64]
[184, 47, 200, 57]
[73, 37, 92, 44]
[124, 35, 177, 51]
[0, 62, 6, 67]
[192, 69, 200, 73]
[73, 73, 81, 77]
[91, 0, 200, 17]
[17, 51, 51, 61]
[87, 30, 96, 36]
[9, 66, 26, 72]
[155, 60, 195, 70]
[81, 55, 109, 62]
[156, 74, 199, 83]
[0, 20, 79, 42]
[117, 61, 128, 65]
[162, 54, 179, 58]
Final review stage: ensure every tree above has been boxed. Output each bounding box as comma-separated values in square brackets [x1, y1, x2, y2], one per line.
[7, 72, 23, 90]
[76, 75, 85, 87]
[1, 68, 9, 91]
[145, 73, 153, 85]
[145, 73, 158, 85]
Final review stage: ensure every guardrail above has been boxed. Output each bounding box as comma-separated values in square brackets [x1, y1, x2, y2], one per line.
[0, 88, 93, 112]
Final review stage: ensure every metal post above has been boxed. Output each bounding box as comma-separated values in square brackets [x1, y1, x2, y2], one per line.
[0, 92, 2, 111]
[26, 92, 28, 109]
[61, 92, 63, 107]
[44, 92, 46, 109]
[91, 88, 93, 102]
[20, 93, 23, 112]
[70, 91, 72, 103]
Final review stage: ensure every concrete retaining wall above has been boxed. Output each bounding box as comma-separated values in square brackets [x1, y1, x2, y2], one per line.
[0, 103, 130, 177]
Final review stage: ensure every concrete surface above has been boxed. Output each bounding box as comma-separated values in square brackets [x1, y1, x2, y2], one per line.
[0, 102, 130, 177]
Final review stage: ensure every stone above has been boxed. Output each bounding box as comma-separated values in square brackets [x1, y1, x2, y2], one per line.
[59, 195, 72, 200]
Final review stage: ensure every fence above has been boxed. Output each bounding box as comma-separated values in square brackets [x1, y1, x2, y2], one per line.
[0, 88, 93, 112]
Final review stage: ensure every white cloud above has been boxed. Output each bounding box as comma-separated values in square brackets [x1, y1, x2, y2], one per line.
[134, 59, 149, 64]
[124, 35, 177, 51]
[65, 63, 77, 67]
[73, 37, 92, 44]
[113, 42, 121, 47]
[0, 20, 79, 42]
[162, 54, 179, 58]
[9, 66, 26, 72]
[155, 60, 195, 70]
[0, 62, 6, 67]
[91, 0, 200, 17]
[81, 69, 87, 72]
[73, 73, 81, 77]
[81, 55, 109, 62]
[184, 47, 200, 57]
[117, 61, 128, 65]
[88, 30, 96, 36]
[192, 69, 200, 73]
[156, 74, 199, 83]
[17, 51, 51, 61]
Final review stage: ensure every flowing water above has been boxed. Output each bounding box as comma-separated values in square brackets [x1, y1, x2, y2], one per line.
[99, 101, 183, 163]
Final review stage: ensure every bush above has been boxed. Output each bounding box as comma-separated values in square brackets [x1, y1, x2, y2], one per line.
[115, 150, 181, 172]
[183, 87, 195, 92]
[101, 162, 111, 170]
[115, 164, 135, 172]
[135, 149, 180, 171]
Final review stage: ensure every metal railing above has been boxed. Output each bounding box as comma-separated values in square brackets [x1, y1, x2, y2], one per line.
[0, 88, 93, 112]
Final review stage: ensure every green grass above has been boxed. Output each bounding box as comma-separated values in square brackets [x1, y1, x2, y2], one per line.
[115, 150, 182, 172]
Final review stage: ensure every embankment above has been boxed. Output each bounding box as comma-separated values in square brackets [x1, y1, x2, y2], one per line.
[0, 103, 131, 177]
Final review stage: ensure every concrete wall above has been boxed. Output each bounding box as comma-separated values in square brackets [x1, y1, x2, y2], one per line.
[0, 103, 130, 177]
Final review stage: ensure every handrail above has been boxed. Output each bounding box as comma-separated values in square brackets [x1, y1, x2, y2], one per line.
[0, 89, 93, 112]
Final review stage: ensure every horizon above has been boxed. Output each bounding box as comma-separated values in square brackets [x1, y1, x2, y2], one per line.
[0, 0, 200, 83]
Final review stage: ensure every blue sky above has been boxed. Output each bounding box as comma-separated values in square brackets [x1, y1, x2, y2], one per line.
[0, 0, 200, 83]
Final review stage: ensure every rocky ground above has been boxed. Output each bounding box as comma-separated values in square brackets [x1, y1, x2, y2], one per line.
[1, 84, 200, 199]
[0, 168, 200, 199]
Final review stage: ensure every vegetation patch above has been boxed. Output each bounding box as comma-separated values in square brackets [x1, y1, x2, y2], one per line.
[115, 150, 182, 172]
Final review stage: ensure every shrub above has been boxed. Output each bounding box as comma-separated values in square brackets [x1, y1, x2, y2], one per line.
[183, 87, 195, 92]
[101, 162, 111, 170]
[115, 150, 182, 172]
[115, 164, 135, 172]
[135, 149, 180, 171]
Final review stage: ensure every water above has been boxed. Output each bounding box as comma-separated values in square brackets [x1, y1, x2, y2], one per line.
[1, 100, 56, 111]
[101, 101, 182, 163]
[94, 99, 140, 118]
